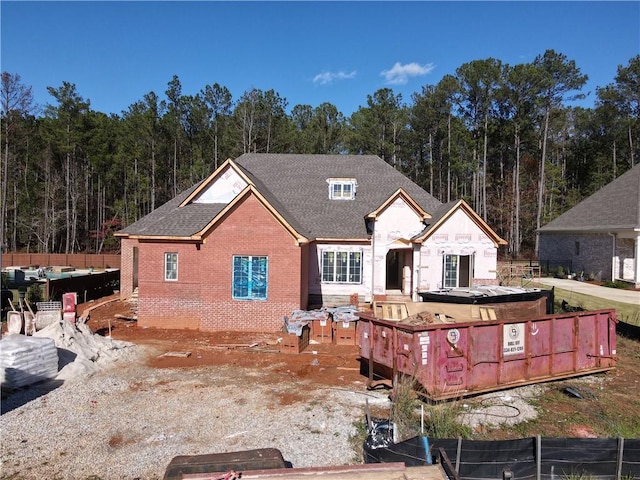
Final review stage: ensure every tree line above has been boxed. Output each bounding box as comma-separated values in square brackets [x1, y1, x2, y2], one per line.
[1, 50, 638, 258]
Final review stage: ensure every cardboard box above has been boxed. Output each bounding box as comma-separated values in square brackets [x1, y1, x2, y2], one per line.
[333, 320, 357, 346]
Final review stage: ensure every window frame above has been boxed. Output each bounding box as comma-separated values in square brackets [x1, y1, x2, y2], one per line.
[232, 255, 268, 300]
[443, 254, 473, 288]
[164, 252, 178, 281]
[321, 250, 362, 284]
[329, 180, 356, 200]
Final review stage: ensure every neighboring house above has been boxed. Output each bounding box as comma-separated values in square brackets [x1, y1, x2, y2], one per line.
[538, 163, 640, 288]
[116, 154, 506, 332]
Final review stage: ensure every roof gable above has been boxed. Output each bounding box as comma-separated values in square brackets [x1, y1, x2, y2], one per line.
[180, 159, 251, 206]
[366, 188, 431, 221]
[414, 199, 507, 246]
[539, 163, 640, 232]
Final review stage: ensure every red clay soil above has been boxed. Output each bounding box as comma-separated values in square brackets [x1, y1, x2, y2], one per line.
[79, 295, 364, 387]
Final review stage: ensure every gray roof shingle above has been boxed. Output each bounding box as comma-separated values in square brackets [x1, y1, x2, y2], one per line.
[120, 153, 442, 240]
[234, 153, 442, 239]
[118, 184, 226, 237]
[538, 163, 640, 232]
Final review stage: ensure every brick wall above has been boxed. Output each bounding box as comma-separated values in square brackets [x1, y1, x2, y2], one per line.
[134, 193, 303, 332]
[119, 238, 136, 299]
[539, 232, 613, 281]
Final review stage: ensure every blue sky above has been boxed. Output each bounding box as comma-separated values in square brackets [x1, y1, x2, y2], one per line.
[2, 1, 639, 117]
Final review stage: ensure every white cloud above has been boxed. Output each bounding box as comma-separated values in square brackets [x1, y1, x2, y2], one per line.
[381, 62, 435, 85]
[313, 70, 357, 85]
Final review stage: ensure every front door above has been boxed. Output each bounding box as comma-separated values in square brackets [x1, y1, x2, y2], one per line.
[386, 249, 412, 294]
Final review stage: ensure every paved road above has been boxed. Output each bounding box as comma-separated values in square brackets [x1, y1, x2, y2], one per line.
[537, 277, 640, 306]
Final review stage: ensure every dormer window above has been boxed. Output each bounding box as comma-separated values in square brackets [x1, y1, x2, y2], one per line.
[328, 178, 357, 200]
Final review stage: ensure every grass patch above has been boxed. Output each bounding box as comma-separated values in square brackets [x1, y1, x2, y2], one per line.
[534, 282, 640, 325]
[391, 374, 472, 440]
[348, 419, 368, 463]
[483, 335, 640, 440]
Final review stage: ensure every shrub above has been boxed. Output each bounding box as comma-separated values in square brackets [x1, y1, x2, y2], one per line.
[391, 374, 472, 440]
[26, 284, 44, 305]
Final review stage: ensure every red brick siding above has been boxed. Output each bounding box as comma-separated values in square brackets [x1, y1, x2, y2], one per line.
[136, 242, 202, 330]
[133, 193, 303, 332]
[119, 238, 137, 299]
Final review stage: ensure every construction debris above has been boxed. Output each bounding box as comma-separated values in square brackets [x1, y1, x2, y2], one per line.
[162, 351, 192, 358]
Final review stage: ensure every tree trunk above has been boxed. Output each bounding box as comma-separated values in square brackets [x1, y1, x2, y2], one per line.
[65, 122, 70, 254]
[482, 115, 489, 221]
[151, 138, 156, 212]
[513, 125, 521, 258]
[535, 109, 550, 255]
[627, 123, 634, 167]
[428, 132, 434, 195]
[447, 113, 451, 203]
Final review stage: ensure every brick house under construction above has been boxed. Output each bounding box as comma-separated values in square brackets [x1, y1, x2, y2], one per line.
[116, 153, 507, 332]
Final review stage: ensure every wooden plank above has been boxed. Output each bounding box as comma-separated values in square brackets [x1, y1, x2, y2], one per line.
[182, 464, 447, 480]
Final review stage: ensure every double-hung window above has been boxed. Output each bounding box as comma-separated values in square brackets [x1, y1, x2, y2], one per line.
[164, 253, 178, 281]
[322, 251, 362, 284]
[232, 255, 268, 300]
[328, 179, 356, 200]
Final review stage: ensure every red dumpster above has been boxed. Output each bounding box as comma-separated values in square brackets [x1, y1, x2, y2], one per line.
[357, 309, 617, 401]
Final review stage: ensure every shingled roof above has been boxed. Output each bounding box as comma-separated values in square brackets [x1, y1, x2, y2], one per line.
[538, 163, 640, 233]
[117, 183, 226, 238]
[118, 153, 442, 240]
[234, 153, 442, 239]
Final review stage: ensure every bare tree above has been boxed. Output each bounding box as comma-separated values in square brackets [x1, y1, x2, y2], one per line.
[1, 72, 34, 252]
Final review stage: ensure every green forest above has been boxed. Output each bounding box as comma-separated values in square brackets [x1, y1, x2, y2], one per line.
[1, 50, 638, 258]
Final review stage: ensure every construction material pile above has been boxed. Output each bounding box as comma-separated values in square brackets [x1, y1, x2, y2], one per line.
[1, 320, 135, 389]
[0, 335, 59, 388]
[33, 320, 134, 381]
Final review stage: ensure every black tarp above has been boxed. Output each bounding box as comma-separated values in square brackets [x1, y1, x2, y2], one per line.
[364, 436, 640, 480]
[418, 289, 554, 315]
[617, 321, 640, 340]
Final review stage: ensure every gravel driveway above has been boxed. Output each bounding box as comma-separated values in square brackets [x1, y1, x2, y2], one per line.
[1, 337, 390, 480]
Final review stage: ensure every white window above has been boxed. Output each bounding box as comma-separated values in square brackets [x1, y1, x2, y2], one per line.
[443, 254, 472, 288]
[328, 179, 357, 200]
[322, 250, 362, 284]
[164, 253, 178, 281]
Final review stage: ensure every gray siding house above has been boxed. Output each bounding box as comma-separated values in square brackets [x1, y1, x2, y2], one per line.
[538, 163, 640, 287]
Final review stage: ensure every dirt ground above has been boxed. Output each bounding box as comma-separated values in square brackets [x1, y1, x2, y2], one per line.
[79, 294, 640, 440]
[80, 295, 365, 391]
